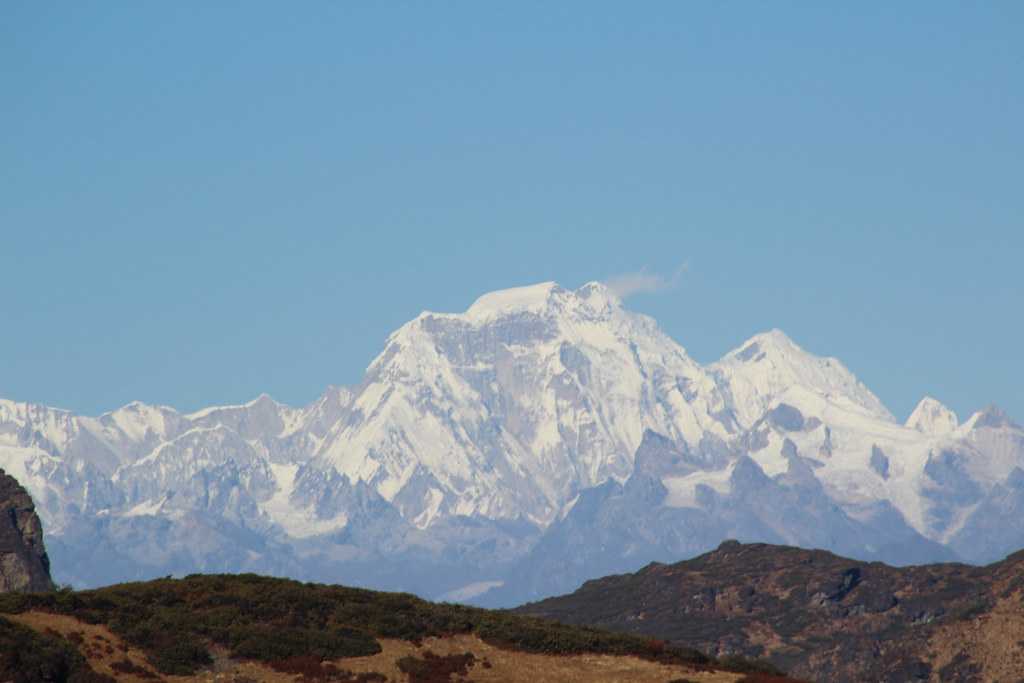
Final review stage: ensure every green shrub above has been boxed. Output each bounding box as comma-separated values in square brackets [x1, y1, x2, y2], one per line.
[396, 650, 476, 683]
[0, 616, 114, 683]
[227, 624, 380, 660]
[0, 573, 782, 678]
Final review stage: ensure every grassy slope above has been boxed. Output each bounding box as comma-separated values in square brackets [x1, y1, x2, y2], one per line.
[0, 615, 115, 683]
[0, 574, 791, 680]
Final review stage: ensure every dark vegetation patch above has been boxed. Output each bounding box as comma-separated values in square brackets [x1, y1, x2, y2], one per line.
[396, 650, 476, 683]
[718, 656, 789, 677]
[109, 658, 160, 679]
[0, 616, 114, 683]
[0, 573, 736, 677]
[937, 651, 982, 682]
[267, 656, 387, 682]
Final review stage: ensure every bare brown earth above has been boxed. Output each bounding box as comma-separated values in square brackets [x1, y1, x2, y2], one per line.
[926, 590, 1024, 680]
[338, 635, 743, 683]
[517, 540, 1024, 683]
[8, 611, 746, 683]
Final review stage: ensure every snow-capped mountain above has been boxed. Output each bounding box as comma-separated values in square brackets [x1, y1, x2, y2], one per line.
[313, 281, 733, 528]
[905, 396, 959, 435]
[1, 281, 1021, 604]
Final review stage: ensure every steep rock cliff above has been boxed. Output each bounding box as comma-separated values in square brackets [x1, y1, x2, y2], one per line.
[0, 468, 54, 592]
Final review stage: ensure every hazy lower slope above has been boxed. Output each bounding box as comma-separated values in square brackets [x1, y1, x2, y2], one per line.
[479, 429, 958, 605]
[517, 540, 1024, 682]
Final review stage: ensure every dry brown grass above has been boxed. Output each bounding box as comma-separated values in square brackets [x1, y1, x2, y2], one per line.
[6, 611, 160, 682]
[308, 635, 741, 683]
[927, 591, 1024, 682]
[9, 611, 743, 683]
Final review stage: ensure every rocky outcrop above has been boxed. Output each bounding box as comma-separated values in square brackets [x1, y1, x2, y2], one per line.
[0, 468, 54, 592]
[517, 540, 1024, 682]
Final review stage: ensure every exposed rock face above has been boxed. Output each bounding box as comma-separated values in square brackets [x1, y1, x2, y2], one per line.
[0, 468, 54, 592]
[517, 540, 1024, 683]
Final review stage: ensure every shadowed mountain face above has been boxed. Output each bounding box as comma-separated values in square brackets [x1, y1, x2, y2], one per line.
[478, 430, 956, 606]
[0, 468, 54, 593]
[516, 541, 1024, 683]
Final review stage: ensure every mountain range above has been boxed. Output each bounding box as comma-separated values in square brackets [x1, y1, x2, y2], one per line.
[2, 281, 1022, 604]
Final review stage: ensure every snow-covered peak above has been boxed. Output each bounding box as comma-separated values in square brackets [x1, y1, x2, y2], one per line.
[712, 329, 894, 427]
[321, 280, 724, 527]
[373, 280, 659, 375]
[184, 392, 281, 420]
[459, 281, 625, 324]
[0, 398, 73, 424]
[99, 401, 180, 440]
[181, 392, 305, 443]
[727, 329, 810, 361]
[574, 280, 623, 311]
[0, 398, 78, 452]
[464, 281, 566, 322]
[905, 397, 959, 435]
[962, 404, 1020, 432]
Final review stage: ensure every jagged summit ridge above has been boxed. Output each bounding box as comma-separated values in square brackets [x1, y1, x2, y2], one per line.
[711, 328, 894, 427]
[906, 396, 958, 435]
[461, 281, 623, 323]
[964, 404, 1019, 431]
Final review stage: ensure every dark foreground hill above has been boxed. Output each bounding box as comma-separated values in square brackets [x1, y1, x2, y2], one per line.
[516, 540, 1024, 683]
[0, 573, 798, 683]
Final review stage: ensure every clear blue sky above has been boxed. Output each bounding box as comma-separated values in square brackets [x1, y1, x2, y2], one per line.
[2, 2, 1022, 422]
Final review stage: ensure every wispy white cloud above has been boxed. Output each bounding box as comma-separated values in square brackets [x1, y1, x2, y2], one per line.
[603, 263, 688, 300]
